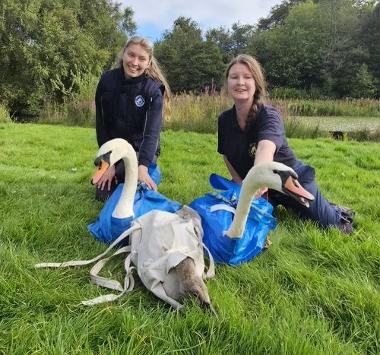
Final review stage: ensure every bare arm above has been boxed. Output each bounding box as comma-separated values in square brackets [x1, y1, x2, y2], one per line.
[253, 139, 276, 196]
[223, 155, 243, 184]
[254, 139, 276, 165]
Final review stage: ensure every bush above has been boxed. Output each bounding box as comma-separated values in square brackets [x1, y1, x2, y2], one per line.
[0, 104, 11, 123]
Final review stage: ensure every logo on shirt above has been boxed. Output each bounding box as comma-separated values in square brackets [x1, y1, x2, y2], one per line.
[135, 95, 145, 107]
[248, 143, 257, 158]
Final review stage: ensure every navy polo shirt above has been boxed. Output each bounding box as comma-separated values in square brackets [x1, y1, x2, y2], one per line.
[217, 104, 297, 179]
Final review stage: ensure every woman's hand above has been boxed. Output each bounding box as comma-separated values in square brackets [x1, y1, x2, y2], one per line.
[138, 165, 157, 191]
[96, 165, 116, 191]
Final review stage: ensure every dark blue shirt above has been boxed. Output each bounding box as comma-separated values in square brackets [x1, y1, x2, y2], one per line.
[95, 67, 164, 167]
[218, 104, 296, 179]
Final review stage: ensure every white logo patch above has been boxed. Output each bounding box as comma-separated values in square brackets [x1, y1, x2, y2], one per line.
[135, 95, 145, 107]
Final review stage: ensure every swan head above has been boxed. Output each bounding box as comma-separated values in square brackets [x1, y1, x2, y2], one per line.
[249, 161, 314, 207]
[91, 138, 137, 184]
[225, 161, 315, 239]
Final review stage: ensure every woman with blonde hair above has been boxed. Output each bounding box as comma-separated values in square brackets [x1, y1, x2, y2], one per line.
[95, 36, 171, 199]
[218, 54, 354, 234]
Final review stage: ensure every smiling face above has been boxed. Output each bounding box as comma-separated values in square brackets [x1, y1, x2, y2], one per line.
[122, 43, 150, 78]
[227, 63, 256, 104]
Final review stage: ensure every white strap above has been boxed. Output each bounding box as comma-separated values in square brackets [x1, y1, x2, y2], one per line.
[34, 223, 140, 269]
[88, 246, 131, 292]
[82, 251, 136, 306]
[34, 223, 141, 306]
[210, 204, 236, 214]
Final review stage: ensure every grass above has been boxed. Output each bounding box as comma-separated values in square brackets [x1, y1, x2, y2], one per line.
[1, 123, 380, 354]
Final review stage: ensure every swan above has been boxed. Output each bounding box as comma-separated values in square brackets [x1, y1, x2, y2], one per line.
[91, 138, 138, 220]
[225, 161, 315, 238]
[91, 138, 213, 310]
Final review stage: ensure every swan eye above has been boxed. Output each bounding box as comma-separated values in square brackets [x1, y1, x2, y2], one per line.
[94, 157, 102, 167]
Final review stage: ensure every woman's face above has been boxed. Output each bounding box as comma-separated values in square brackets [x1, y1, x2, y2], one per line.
[227, 63, 256, 104]
[122, 43, 150, 78]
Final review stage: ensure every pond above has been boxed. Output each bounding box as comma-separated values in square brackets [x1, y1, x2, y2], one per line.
[291, 116, 380, 132]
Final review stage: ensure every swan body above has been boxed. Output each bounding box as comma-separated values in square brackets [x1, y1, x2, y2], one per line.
[225, 161, 314, 238]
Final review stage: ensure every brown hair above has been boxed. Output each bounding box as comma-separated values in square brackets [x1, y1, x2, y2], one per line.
[225, 54, 268, 122]
[119, 36, 171, 118]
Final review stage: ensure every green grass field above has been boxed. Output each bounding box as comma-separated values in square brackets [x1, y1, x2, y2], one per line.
[0, 123, 379, 354]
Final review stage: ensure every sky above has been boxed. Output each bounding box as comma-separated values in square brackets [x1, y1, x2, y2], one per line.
[120, 0, 283, 41]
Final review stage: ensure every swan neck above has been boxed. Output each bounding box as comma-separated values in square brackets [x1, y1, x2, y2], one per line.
[225, 175, 259, 238]
[112, 153, 138, 219]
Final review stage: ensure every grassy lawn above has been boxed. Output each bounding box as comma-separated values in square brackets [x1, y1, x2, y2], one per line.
[0, 123, 379, 354]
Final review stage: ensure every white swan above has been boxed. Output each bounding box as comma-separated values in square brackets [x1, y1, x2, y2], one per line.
[225, 161, 314, 238]
[91, 138, 138, 219]
[91, 138, 213, 309]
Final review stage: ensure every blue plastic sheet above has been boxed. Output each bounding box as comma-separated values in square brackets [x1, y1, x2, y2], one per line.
[190, 174, 277, 265]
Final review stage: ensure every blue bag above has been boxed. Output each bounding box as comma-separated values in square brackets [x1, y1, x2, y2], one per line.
[88, 165, 182, 243]
[189, 174, 277, 265]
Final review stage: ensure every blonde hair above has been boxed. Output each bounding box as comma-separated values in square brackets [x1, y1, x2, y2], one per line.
[119, 36, 171, 118]
[225, 54, 268, 121]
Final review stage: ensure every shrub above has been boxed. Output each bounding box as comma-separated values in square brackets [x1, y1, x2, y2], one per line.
[0, 104, 11, 123]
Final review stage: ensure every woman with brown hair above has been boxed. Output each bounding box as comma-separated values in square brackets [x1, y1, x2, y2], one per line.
[95, 36, 171, 199]
[218, 54, 354, 234]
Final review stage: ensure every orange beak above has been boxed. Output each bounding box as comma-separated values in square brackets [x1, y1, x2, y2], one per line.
[284, 176, 314, 207]
[91, 159, 110, 185]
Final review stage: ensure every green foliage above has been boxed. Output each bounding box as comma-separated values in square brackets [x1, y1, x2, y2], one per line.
[350, 64, 377, 98]
[0, 0, 127, 115]
[1, 124, 380, 353]
[249, 0, 380, 99]
[38, 74, 98, 127]
[358, 1, 380, 96]
[0, 104, 11, 123]
[155, 17, 225, 93]
[122, 6, 136, 36]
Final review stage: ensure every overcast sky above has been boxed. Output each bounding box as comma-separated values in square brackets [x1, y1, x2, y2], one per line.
[120, 0, 283, 41]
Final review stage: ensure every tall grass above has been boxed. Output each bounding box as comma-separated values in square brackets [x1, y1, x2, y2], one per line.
[35, 92, 380, 140]
[165, 93, 232, 133]
[1, 123, 379, 354]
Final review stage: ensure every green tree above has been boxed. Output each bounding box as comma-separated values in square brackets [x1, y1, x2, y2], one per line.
[0, 0, 127, 115]
[206, 22, 254, 63]
[250, 0, 372, 98]
[250, 1, 328, 90]
[359, 1, 380, 97]
[122, 6, 137, 36]
[155, 17, 225, 92]
[350, 64, 376, 98]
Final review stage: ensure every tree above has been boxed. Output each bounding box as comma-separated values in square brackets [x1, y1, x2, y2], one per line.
[155, 17, 225, 92]
[257, 0, 307, 30]
[0, 0, 128, 114]
[250, 1, 328, 90]
[359, 1, 380, 97]
[249, 0, 373, 98]
[206, 22, 255, 63]
[122, 6, 137, 36]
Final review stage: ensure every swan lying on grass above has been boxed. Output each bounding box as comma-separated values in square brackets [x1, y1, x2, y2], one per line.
[92, 138, 216, 309]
